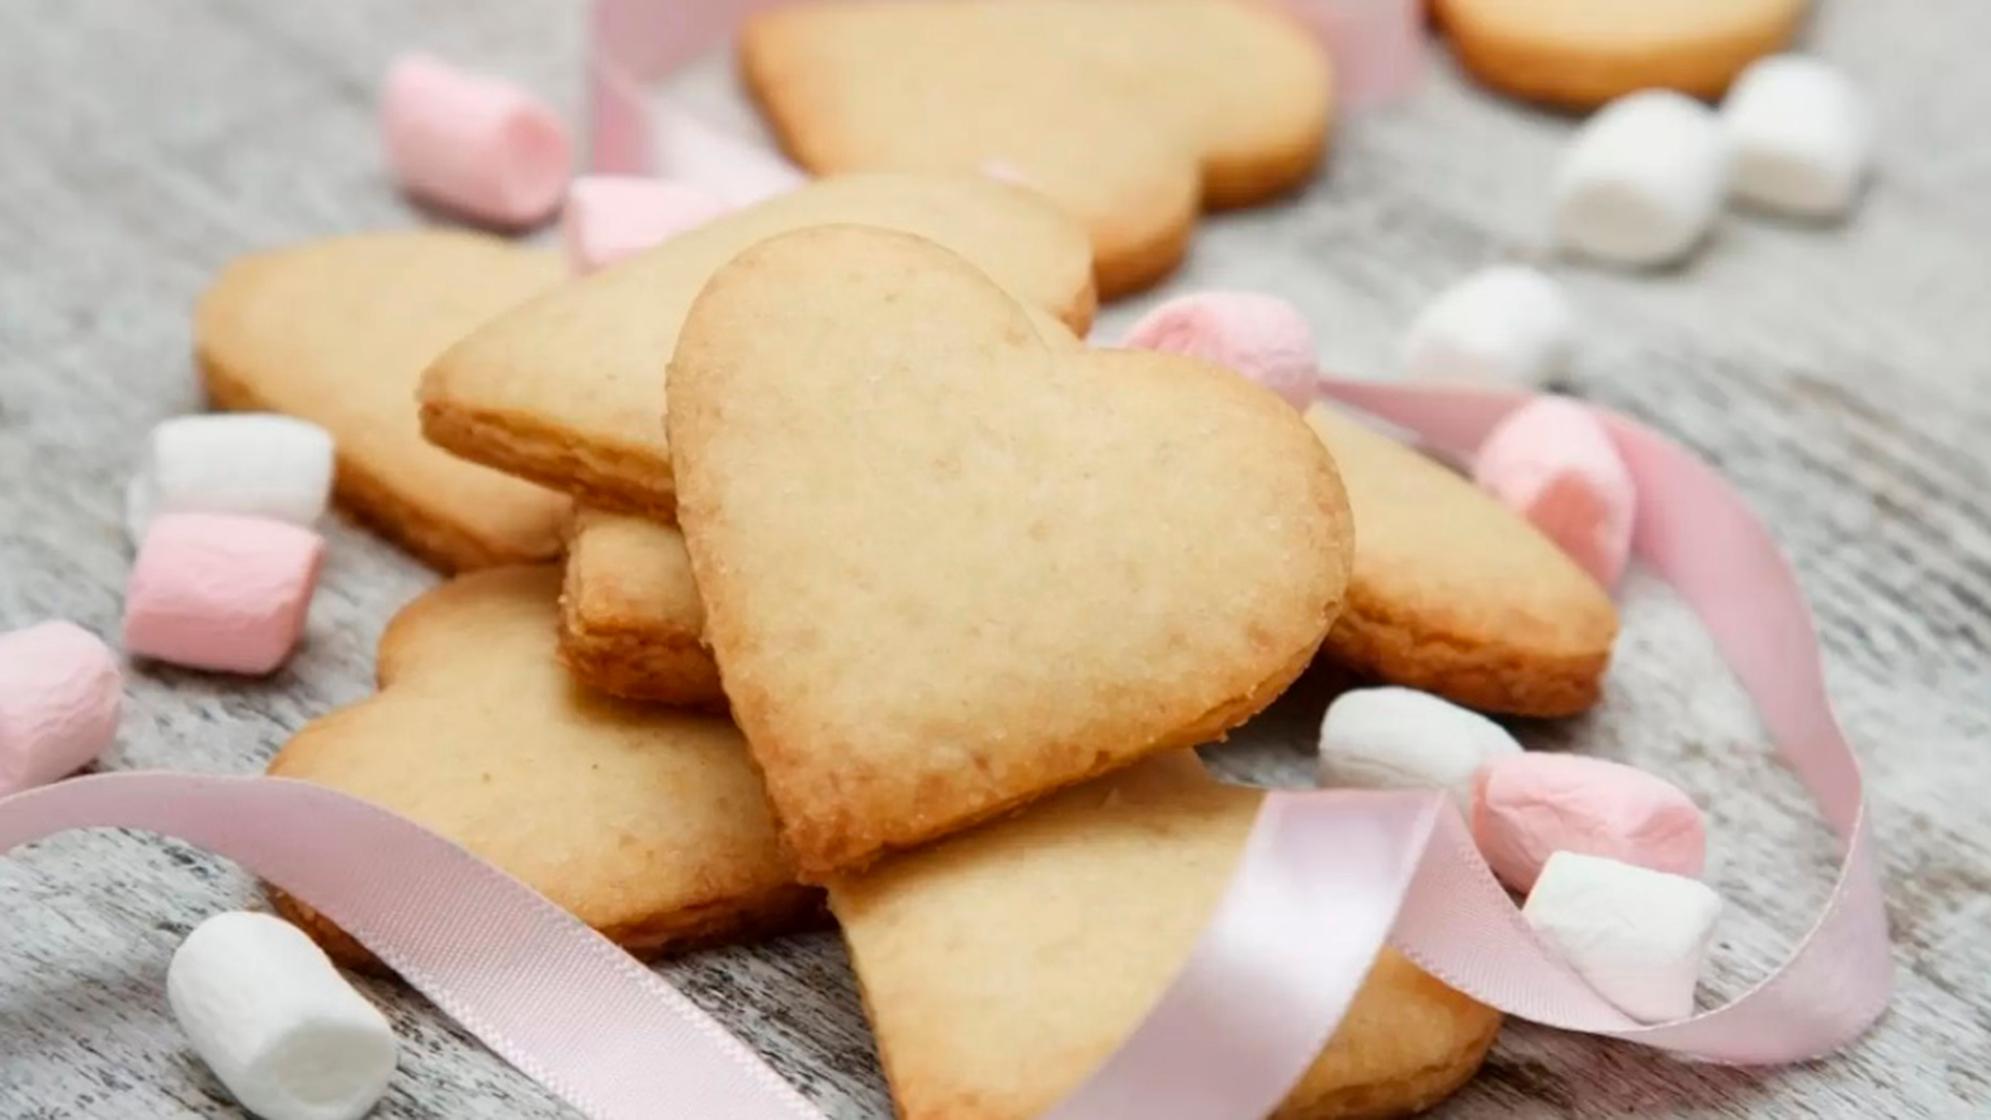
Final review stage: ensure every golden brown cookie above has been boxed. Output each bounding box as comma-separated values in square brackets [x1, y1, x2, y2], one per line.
[266, 566, 815, 971]
[420, 173, 1096, 520]
[741, 0, 1332, 296]
[831, 752, 1501, 1119]
[196, 232, 570, 572]
[1435, 0, 1808, 109]
[1305, 404, 1618, 716]
[545, 184, 1094, 705]
[669, 226, 1352, 879]
[559, 509, 722, 706]
[548, 184, 1096, 704]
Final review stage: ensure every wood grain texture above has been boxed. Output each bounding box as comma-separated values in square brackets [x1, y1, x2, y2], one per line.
[1, 0, 1986, 1116]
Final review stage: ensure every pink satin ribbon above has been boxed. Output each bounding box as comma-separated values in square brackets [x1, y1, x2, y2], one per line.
[1050, 381, 1893, 1118]
[2, 382, 1890, 1118]
[0, 772, 818, 1120]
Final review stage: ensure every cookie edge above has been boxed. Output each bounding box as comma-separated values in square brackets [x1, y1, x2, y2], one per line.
[199, 350, 563, 572]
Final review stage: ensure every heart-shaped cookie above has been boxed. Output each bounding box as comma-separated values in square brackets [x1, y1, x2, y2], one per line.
[558, 509, 722, 706]
[741, 0, 1332, 295]
[831, 752, 1501, 1119]
[197, 232, 570, 571]
[267, 566, 813, 970]
[1304, 405, 1619, 715]
[421, 173, 1095, 519]
[559, 403, 1621, 719]
[669, 225, 1352, 877]
[1436, 0, 1806, 109]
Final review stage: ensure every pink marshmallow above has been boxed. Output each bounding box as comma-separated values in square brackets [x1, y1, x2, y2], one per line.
[1121, 292, 1320, 410]
[124, 514, 326, 676]
[0, 622, 122, 796]
[1472, 753, 1707, 892]
[1473, 397, 1636, 588]
[562, 175, 732, 274]
[381, 52, 572, 228]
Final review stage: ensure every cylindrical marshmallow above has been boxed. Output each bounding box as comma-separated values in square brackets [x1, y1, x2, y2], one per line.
[126, 414, 335, 546]
[562, 175, 732, 275]
[1522, 851, 1723, 1023]
[1471, 753, 1706, 892]
[1472, 397, 1636, 589]
[168, 912, 396, 1120]
[1721, 55, 1872, 219]
[1553, 91, 1729, 267]
[1317, 686, 1522, 812]
[125, 514, 326, 676]
[1399, 265, 1574, 387]
[381, 52, 572, 228]
[0, 622, 121, 796]
[1122, 292, 1319, 410]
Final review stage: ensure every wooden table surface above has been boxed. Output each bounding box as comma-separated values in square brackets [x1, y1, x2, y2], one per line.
[3, 1, 1987, 1116]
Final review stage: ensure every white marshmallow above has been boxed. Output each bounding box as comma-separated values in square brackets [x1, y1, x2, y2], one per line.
[1317, 687, 1522, 811]
[168, 912, 396, 1120]
[1553, 91, 1729, 267]
[1522, 851, 1723, 1024]
[1399, 265, 1574, 387]
[127, 415, 335, 545]
[1722, 55, 1872, 219]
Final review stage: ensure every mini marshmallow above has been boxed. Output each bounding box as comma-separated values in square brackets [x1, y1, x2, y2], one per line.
[381, 52, 572, 228]
[1122, 292, 1319, 409]
[0, 622, 121, 796]
[1317, 687, 1522, 812]
[169, 912, 396, 1120]
[1399, 265, 1574, 387]
[126, 414, 335, 546]
[1472, 397, 1636, 588]
[1472, 753, 1705, 892]
[1722, 55, 1872, 219]
[561, 175, 732, 275]
[125, 514, 325, 675]
[1553, 91, 1729, 267]
[1523, 851, 1723, 1023]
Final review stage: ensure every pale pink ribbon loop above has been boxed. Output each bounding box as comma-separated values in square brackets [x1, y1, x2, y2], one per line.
[1041, 383, 1891, 1116]
[0, 772, 820, 1120]
[2, 382, 1890, 1119]
[1327, 381, 1891, 1060]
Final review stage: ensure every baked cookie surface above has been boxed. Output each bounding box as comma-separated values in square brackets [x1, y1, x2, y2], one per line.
[1436, 0, 1808, 108]
[831, 753, 1501, 1120]
[266, 566, 813, 969]
[559, 509, 722, 706]
[195, 231, 570, 571]
[420, 173, 1096, 519]
[742, 0, 1332, 295]
[1305, 404, 1618, 716]
[669, 226, 1352, 878]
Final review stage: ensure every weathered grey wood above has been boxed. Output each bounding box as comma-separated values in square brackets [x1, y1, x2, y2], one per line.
[2, 0, 1987, 1116]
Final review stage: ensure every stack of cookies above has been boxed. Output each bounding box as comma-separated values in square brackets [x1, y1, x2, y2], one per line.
[183, 4, 1629, 1115]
